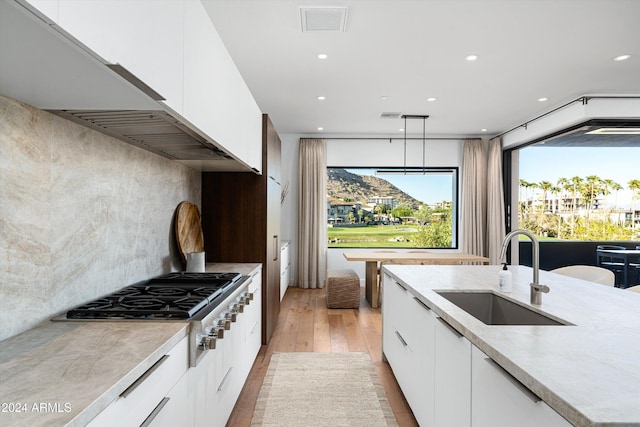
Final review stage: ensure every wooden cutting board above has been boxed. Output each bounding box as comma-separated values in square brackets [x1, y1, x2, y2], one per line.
[175, 201, 204, 266]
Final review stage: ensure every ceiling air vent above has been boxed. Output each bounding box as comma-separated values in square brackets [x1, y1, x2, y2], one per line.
[380, 112, 402, 119]
[300, 7, 348, 32]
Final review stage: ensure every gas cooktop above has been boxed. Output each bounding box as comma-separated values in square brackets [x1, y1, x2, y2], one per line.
[66, 272, 243, 320]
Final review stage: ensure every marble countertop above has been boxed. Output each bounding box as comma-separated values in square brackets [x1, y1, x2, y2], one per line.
[382, 264, 640, 427]
[206, 262, 262, 277]
[0, 263, 261, 427]
[0, 321, 188, 427]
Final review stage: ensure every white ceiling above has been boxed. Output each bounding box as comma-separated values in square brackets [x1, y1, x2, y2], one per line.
[202, 0, 640, 139]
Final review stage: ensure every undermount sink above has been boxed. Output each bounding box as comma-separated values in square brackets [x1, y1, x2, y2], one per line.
[435, 291, 569, 326]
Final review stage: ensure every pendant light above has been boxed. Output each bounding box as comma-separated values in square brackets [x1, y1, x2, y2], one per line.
[401, 114, 429, 174]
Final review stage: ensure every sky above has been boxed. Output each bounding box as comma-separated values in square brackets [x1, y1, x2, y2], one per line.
[344, 146, 639, 207]
[519, 146, 640, 208]
[346, 168, 454, 205]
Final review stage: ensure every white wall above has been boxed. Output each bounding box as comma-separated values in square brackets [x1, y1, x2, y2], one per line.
[327, 137, 462, 168]
[279, 134, 299, 286]
[0, 95, 200, 340]
[280, 134, 465, 286]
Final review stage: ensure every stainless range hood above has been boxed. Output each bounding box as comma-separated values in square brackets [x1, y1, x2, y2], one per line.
[49, 109, 232, 161]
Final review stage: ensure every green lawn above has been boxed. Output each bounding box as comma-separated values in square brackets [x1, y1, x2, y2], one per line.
[328, 224, 422, 248]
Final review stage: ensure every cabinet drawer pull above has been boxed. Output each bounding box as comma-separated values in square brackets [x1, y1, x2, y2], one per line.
[120, 354, 170, 398]
[395, 281, 407, 291]
[250, 321, 259, 335]
[413, 296, 430, 311]
[484, 357, 541, 403]
[273, 235, 279, 261]
[140, 397, 170, 427]
[218, 367, 233, 392]
[394, 330, 408, 347]
[436, 317, 463, 338]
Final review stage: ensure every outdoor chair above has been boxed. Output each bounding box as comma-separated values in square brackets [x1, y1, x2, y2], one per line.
[596, 245, 627, 284]
[550, 265, 615, 286]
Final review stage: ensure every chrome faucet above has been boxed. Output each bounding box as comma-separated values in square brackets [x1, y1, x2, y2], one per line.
[499, 229, 550, 305]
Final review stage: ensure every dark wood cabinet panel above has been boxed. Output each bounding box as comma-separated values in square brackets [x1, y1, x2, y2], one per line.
[265, 114, 281, 183]
[201, 114, 281, 344]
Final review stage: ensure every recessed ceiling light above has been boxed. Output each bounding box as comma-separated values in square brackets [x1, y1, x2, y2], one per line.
[538, 97, 548, 102]
[317, 127, 324, 131]
[317, 96, 326, 100]
[380, 96, 388, 100]
[466, 55, 478, 61]
[614, 54, 631, 61]
[399, 128, 404, 132]
[317, 53, 328, 59]
[427, 97, 437, 102]
[481, 128, 487, 132]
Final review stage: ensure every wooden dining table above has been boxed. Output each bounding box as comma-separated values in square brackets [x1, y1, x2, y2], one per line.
[343, 251, 491, 308]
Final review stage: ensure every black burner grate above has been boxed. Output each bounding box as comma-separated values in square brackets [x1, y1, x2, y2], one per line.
[66, 272, 243, 320]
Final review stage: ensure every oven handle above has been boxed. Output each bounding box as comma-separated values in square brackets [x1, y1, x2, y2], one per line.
[120, 355, 170, 398]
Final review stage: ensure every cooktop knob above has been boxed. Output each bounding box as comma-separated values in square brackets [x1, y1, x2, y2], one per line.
[218, 318, 231, 330]
[209, 326, 224, 339]
[205, 336, 217, 350]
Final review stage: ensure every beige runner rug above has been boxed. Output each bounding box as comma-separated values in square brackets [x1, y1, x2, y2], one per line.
[251, 352, 398, 426]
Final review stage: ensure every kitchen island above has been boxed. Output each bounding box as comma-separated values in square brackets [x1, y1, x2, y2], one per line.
[382, 264, 640, 426]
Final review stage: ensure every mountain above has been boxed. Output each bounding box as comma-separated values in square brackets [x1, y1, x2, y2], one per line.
[327, 168, 422, 209]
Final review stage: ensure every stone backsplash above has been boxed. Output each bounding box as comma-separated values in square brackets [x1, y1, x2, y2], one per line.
[0, 95, 201, 341]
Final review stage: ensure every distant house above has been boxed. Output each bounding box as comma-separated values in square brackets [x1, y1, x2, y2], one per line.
[368, 196, 398, 209]
[327, 197, 372, 224]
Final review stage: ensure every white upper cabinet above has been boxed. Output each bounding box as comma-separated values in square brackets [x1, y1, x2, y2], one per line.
[183, 0, 262, 173]
[22, 0, 59, 21]
[16, 0, 262, 172]
[56, 0, 185, 114]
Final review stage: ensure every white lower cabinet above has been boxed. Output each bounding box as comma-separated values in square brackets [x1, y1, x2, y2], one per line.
[471, 346, 571, 427]
[88, 335, 189, 427]
[193, 270, 262, 427]
[434, 314, 471, 427]
[280, 242, 290, 301]
[382, 274, 570, 427]
[382, 274, 436, 427]
[90, 270, 262, 427]
[146, 371, 193, 427]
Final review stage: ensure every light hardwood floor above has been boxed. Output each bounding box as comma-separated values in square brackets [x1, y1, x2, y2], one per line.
[226, 286, 418, 426]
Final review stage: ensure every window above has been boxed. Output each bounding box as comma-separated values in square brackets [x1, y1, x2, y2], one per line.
[327, 167, 458, 248]
[517, 140, 640, 242]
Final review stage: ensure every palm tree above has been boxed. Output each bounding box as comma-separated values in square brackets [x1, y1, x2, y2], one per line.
[603, 179, 623, 224]
[557, 177, 570, 212]
[604, 179, 623, 210]
[628, 179, 640, 229]
[539, 181, 554, 213]
[519, 179, 534, 220]
[580, 175, 604, 228]
[569, 176, 583, 237]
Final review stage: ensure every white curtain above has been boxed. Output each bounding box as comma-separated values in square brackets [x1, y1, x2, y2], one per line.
[296, 138, 328, 288]
[461, 139, 487, 256]
[486, 137, 506, 264]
